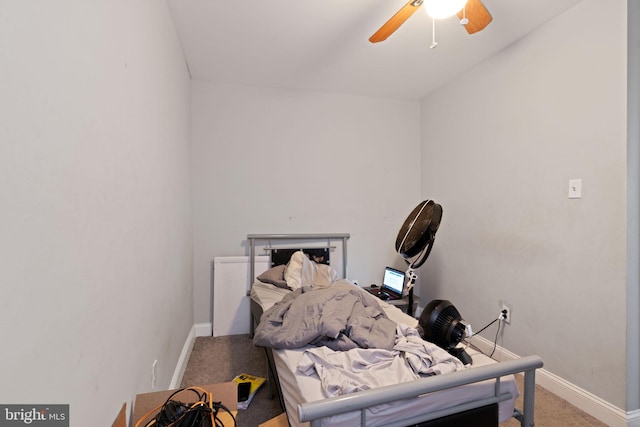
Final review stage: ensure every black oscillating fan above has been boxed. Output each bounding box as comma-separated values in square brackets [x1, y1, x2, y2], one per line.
[394, 200, 443, 315]
[419, 299, 472, 365]
[395, 200, 442, 270]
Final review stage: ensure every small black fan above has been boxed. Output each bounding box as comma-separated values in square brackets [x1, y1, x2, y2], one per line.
[419, 299, 472, 365]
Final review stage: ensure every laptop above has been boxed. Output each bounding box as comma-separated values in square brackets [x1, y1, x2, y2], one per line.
[370, 267, 406, 300]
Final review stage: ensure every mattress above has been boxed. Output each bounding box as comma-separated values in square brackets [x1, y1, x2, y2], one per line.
[251, 281, 519, 427]
[251, 281, 417, 327]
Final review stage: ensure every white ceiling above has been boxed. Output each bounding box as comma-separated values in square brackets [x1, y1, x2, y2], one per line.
[168, 0, 583, 100]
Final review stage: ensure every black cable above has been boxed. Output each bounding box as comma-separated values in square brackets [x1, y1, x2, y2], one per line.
[472, 318, 499, 336]
[212, 401, 236, 427]
[144, 387, 237, 427]
[489, 318, 501, 358]
[463, 317, 502, 359]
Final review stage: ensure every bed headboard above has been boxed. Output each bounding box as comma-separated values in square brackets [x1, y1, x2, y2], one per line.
[247, 233, 350, 284]
[270, 248, 330, 267]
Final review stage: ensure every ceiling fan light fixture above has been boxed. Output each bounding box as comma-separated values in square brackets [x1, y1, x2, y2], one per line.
[424, 0, 468, 19]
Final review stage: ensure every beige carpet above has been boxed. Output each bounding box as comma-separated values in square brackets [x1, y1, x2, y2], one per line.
[501, 374, 608, 427]
[181, 335, 608, 427]
[181, 334, 282, 426]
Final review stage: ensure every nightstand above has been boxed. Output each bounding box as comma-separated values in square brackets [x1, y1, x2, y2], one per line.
[387, 293, 419, 316]
[366, 287, 419, 316]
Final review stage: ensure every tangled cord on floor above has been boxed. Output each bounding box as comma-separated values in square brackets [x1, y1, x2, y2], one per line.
[135, 386, 237, 427]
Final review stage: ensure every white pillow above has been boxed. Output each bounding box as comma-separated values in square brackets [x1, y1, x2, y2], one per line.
[311, 263, 339, 289]
[284, 251, 339, 290]
[284, 251, 306, 290]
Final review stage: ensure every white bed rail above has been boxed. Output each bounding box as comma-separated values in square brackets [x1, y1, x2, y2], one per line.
[299, 355, 543, 427]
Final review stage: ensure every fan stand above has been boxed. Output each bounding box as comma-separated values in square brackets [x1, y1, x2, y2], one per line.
[401, 237, 435, 316]
[449, 347, 473, 366]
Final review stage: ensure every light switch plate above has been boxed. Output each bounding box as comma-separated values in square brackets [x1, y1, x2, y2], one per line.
[568, 179, 582, 199]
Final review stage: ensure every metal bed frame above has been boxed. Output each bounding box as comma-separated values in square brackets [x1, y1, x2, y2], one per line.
[248, 233, 350, 285]
[247, 233, 543, 427]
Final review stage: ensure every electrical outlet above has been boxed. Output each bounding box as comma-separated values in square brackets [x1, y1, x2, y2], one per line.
[152, 360, 158, 390]
[500, 303, 512, 324]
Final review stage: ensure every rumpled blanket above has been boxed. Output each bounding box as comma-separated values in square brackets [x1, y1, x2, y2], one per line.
[297, 323, 465, 398]
[253, 280, 397, 351]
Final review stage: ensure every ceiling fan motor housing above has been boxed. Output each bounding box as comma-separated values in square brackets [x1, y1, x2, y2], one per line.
[419, 299, 466, 350]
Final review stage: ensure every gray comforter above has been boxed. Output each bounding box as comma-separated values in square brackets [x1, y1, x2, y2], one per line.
[253, 280, 397, 351]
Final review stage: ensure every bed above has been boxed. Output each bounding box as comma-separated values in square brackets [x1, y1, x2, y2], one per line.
[246, 233, 543, 427]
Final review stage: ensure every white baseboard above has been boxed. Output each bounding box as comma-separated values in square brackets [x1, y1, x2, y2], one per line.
[627, 410, 640, 427]
[169, 325, 197, 389]
[169, 323, 213, 389]
[469, 335, 632, 427]
[195, 322, 212, 337]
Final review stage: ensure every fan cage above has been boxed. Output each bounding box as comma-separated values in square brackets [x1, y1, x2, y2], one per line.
[422, 300, 465, 349]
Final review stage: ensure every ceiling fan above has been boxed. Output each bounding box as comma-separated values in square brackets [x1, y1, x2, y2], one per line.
[369, 0, 493, 43]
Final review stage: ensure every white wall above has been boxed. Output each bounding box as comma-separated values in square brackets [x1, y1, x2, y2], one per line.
[418, 0, 628, 409]
[191, 81, 421, 324]
[0, 1, 192, 424]
[626, 0, 640, 414]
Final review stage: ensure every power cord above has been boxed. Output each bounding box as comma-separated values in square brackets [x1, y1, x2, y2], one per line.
[471, 318, 498, 337]
[135, 386, 237, 427]
[489, 318, 501, 358]
[464, 313, 504, 359]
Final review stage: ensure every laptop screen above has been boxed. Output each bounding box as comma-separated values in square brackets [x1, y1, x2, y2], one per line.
[382, 267, 405, 296]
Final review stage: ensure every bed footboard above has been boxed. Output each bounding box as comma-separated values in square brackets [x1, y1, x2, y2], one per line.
[298, 355, 543, 427]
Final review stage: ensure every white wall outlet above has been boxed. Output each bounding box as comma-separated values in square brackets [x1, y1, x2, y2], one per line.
[152, 360, 158, 390]
[500, 303, 512, 324]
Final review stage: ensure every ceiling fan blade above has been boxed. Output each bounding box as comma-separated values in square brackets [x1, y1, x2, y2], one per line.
[457, 0, 492, 34]
[369, 0, 423, 43]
